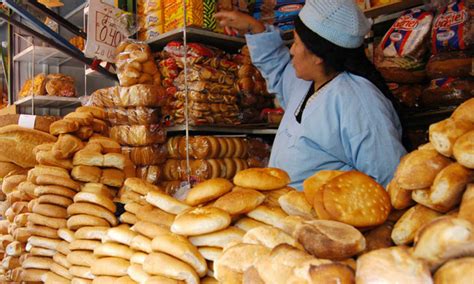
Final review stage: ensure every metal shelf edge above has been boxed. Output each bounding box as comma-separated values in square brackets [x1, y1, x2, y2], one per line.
[167, 125, 278, 135]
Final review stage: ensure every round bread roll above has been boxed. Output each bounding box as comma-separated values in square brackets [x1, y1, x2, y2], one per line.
[453, 130, 474, 169]
[34, 185, 76, 199]
[37, 194, 73, 208]
[356, 246, 431, 284]
[28, 213, 67, 229]
[131, 221, 170, 239]
[295, 220, 366, 260]
[185, 178, 233, 206]
[198, 247, 223, 262]
[243, 226, 303, 250]
[69, 239, 101, 251]
[247, 205, 288, 228]
[57, 228, 75, 243]
[234, 168, 290, 190]
[130, 252, 147, 265]
[91, 257, 130, 277]
[67, 251, 97, 267]
[213, 188, 265, 215]
[394, 149, 452, 189]
[451, 97, 474, 123]
[32, 203, 68, 219]
[319, 171, 391, 227]
[234, 217, 267, 232]
[303, 170, 345, 204]
[387, 179, 415, 210]
[434, 257, 474, 284]
[143, 253, 199, 284]
[188, 227, 245, 248]
[50, 262, 72, 280]
[171, 207, 231, 236]
[107, 224, 137, 246]
[278, 190, 314, 219]
[67, 203, 118, 226]
[73, 192, 116, 213]
[22, 256, 54, 270]
[94, 242, 135, 260]
[130, 235, 152, 253]
[42, 271, 70, 284]
[127, 263, 150, 283]
[67, 214, 110, 230]
[429, 118, 474, 157]
[262, 187, 293, 208]
[69, 266, 94, 280]
[74, 226, 109, 240]
[392, 205, 442, 245]
[151, 232, 208, 277]
[53, 253, 71, 269]
[145, 191, 190, 214]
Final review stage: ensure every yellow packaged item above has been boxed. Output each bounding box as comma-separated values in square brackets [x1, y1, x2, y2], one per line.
[163, 0, 203, 32]
[145, 25, 165, 40]
[144, 0, 162, 14]
[145, 9, 164, 28]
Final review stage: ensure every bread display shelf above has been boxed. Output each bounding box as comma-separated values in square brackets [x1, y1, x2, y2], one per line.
[147, 27, 247, 53]
[63, 2, 86, 29]
[401, 106, 457, 128]
[13, 46, 81, 66]
[15, 95, 82, 109]
[167, 124, 278, 135]
[364, 0, 425, 18]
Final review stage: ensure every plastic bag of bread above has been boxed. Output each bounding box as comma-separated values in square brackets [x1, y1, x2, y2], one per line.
[388, 83, 423, 108]
[45, 74, 76, 97]
[420, 78, 474, 108]
[162, 158, 248, 181]
[115, 39, 161, 87]
[431, 0, 474, 54]
[175, 81, 238, 96]
[174, 91, 238, 104]
[18, 73, 47, 98]
[177, 64, 235, 86]
[88, 85, 167, 108]
[380, 9, 434, 60]
[158, 58, 180, 80]
[104, 107, 161, 125]
[374, 45, 427, 84]
[426, 50, 473, 79]
[121, 145, 167, 166]
[110, 125, 166, 146]
[136, 165, 162, 185]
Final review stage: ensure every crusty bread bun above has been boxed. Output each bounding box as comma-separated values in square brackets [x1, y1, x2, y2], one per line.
[144, 275, 183, 284]
[262, 187, 293, 208]
[123, 177, 161, 196]
[278, 191, 314, 219]
[26, 223, 59, 239]
[391, 205, 442, 245]
[394, 149, 452, 189]
[28, 246, 55, 257]
[55, 241, 71, 255]
[214, 243, 270, 284]
[100, 168, 125, 188]
[171, 207, 231, 236]
[243, 266, 264, 284]
[413, 217, 474, 270]
[92, 275, 136, 284]
[243, 226, 303, 250]
[74, 226, 109, 240]
[124, 202, 143, 215]
[67, 214, 110, 230]
[131, 252, 147, 265]
[303, 170, 345, 204]
[21, 268, 50, 282]
[414, 163, 474, 213]
[91, 257, 130, 277]
[81, 183, 115, 200]
[451, 97, 474, 123]
[37, 194, 73, 208]
[68, 203, 118, 226]
[295, 220, 366, 260]
[50, 262, 72, 280]
[433, 257, 474, 284]
[356, 246, 432, 284]
[275, 215, 306, 236]
[71, 277, 94, 284]
[136, 207, 174, 228]
[34, 185, 76, 199]
[28, 165, 69, 181]
[2, 174, 27, 194]
[319, 171, 391, 227]
[106, 224, 137, 246]
[28, 213, 67, 229]
[32, 203, 68, 219]
[131, 221, 170, 239]
[71, 165, 102, 183]
[143, 253, 199, 284]
[67, 251, 97, 267]
[69, 265, 94, 280]
[73, 192, 116, 213]
[22, 256, 54, 270]
[459, 184, 474, 224]
[57, 228, 75, 243]
[185, 178, 234, 206]
[145, 191, 189, 215]
[234, 168, 290, 190]
[27, 236, 61, 251]
[290, 261, 355, 284]
[213, 188, 265, 215]
[102, 153, 126, 170]
[364, 222, 394, 253]
[42, 271, 70, 284]
[151, 232, 207, 277]
[69, 239, 101, 251]
[130, 235, 152, 253]
[247, 205, 288, 228]
[198, 247, 223, 262]
[120, 212, 138, 225]
[94, 242, 135, 260]
[188, 227, 245, 249]
[35, 174, 81, 191]
[234, 217, 267, 232]
[453, 130, 474, 169]
[127, 263, 150, 283]
[387, 179, 415, 210]
[76, 106, 106, 120]
[36, 150, 74, 170]
[0, 162, 22, 179]
[429, 118, 474, 157]
[53, 252, 71, 269]
[88, 136, 121, 153]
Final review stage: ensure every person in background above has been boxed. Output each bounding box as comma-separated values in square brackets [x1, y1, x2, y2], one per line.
[215, 0, 406, 190]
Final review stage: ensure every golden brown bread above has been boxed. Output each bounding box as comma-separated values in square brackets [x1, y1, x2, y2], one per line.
[233, 168, 290, 190]
[36, 150, 73, 170]
[143, 253, 199, 284]
[213, 188, 265, 215]
[67, 202, 118, 226]
[50, 120, 80, 136]
[391, 205, 442, 245]
[35, 174, 80, 191]
[0, 125, 57, 168]
[433, 257, 474, 284]
[91, 257, 130, 277]
[171, 207, 231, 236]
[76, 106, 106, 120]
[451, 97, 474, 123]
[52, 134, 84, 159]
[453, 130, 474, 169]
[0, 162, 23, 179]
[74, 126, 93, 140]
[459, 184, 474, 224]
[363, 222, 394, 252]
[303, 170, 345, 204]
[243, 225, 302, 250]
[247, 205, 288, 228]
[278, 190, 314, 219]
[429, 118, 474, 157]
[387, 179, 415, 210]
[89, 136, 121, 154]
[188, 227, 245, 249]
[64, 112, 94, 127]
[71, 165, 102, 183]
[185, 178, 234, 206]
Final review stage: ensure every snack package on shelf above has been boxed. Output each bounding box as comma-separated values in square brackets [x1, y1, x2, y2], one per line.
[252, 0, 304, 32]
[88, 85, 167, 108]
[69, 35, 85, 51]
[110, 125, 167, 147]
[103, 107, 161, 126]
[115, 40, 161, 87]
[143, 0, 164, 40]
[163, 0, 214, 33]
[420, 77, 474, 108]
[18, 73, 47, 98]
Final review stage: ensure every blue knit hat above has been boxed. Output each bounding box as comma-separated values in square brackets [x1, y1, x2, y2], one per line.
[298, 0, 372, 48]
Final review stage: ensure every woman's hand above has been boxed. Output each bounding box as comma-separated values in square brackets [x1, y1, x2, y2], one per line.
[215, 10, 265, 34]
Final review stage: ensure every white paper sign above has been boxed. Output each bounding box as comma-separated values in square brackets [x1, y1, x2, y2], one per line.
[18, 115, 36, 129]
[84, 0, 127, 63]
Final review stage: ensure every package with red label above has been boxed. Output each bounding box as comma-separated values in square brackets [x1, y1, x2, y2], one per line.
[431, 0, 473, 54]
[426, 50, 473, 78]
[420, 77, 474, 107]
[381, 9, 434, 60]
[387, 83, 424, 108]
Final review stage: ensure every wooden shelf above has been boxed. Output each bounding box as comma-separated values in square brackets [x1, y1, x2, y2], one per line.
[364, 0, 425, 18]
[167, 124, 278, 135]
[147, 27, 246, 53]
[14, 46, 81, 66]
[15, 95, 81, 109]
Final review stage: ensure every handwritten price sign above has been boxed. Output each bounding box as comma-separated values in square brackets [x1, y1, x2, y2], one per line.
[85, 0, 127, 63]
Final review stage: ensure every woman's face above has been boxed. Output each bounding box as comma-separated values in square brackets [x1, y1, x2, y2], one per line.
[290, 32, 322, 81]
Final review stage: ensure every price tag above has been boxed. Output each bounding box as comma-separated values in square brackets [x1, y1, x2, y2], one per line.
[84, 0, 127, 63]
[18, 115, 36, 129]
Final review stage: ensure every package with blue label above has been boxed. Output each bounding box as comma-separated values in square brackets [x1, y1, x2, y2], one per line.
[253, 0, 305, 32]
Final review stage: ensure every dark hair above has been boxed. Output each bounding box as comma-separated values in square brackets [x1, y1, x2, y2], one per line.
[294, 16, 400, 112]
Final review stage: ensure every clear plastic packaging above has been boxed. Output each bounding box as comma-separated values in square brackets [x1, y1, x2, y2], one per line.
[421, 78, 474, 108]
[121, 144, 167, 166]
[166, 136, 250, 160]
[110, 125, 167, 146]
[176, 65, 235, 86]
[45, 74, 76, 97]
[175, 81, 237, 96]
[88, 85, 167, 108]
[104, 107, 161, 125]
[174, 91, 238, 104]
[426, 50, 473, 79]
[136, 165, 162, 185]
[18, 73, 47, 98]
[162, 158, 249, 181]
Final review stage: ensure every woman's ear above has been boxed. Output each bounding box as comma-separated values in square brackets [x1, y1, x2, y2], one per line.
[312, 54, 324, 65]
